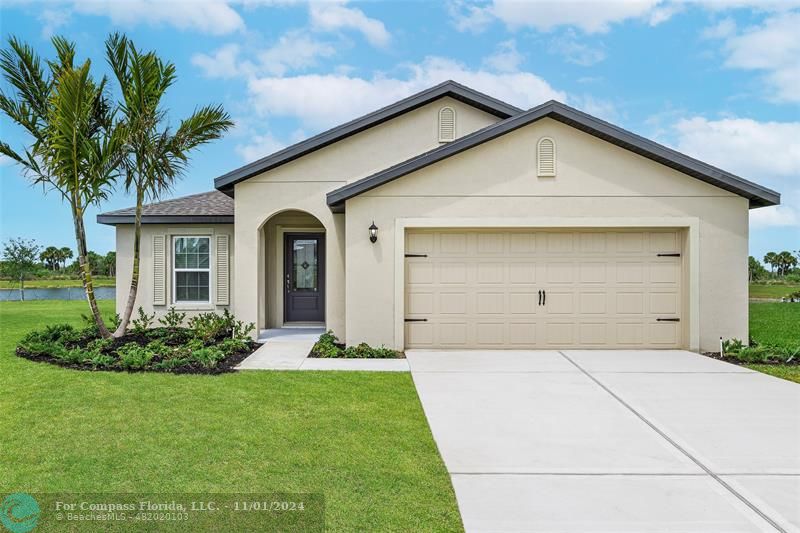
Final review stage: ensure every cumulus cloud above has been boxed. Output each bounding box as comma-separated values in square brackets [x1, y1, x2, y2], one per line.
[671, 116, 800, 228]
[549, 29, 606, 66]
[309, 2, 390, 47]
[74, 0, 245, 35]
[451, 0, 671, 34]
[711, 11, 800, 103]
[482, 40, 523, 73]
[245, 56, 566, 130]
[235, 132, 288, 162]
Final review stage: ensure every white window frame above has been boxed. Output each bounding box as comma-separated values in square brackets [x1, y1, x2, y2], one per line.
[172, 235, 212, 304]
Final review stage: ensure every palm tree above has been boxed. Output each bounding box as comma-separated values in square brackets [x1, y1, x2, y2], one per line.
[764, 252, 778, 275]
[777, 251, 797, 277]
[40, 246, 59, 270]
[105, 33, 232, 336]
[59, 246, 73, 269]
[0, 36, 124, 337]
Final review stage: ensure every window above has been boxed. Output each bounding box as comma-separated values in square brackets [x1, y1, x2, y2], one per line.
[173, 236, 210, 303]
[438, 106, 456, 142]
[537, 137, 556, 177]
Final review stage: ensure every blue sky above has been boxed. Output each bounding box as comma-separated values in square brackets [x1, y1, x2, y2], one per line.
[1, 0, 798, 260]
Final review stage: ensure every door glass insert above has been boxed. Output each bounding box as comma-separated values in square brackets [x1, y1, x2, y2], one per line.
[292, 239, 318, 291]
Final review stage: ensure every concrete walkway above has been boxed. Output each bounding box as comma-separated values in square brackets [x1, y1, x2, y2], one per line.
[407, 349, 799, 532]
[237, 328, 408, 371]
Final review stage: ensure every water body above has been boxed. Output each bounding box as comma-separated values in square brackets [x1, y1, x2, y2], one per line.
[0, 286, 115, 302]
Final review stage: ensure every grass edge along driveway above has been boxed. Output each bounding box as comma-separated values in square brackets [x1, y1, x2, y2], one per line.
[0, 300, 463, 532]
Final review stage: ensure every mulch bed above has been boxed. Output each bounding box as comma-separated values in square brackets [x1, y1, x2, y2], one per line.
[16, 327, 260, 375]
[700, 352, 799, 367]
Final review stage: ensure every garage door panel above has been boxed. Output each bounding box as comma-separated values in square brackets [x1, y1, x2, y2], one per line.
[405, 229, 682, 349]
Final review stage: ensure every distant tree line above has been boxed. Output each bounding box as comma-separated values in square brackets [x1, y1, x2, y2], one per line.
[749, 251, 800, 282]
[1, 237, 116, 287]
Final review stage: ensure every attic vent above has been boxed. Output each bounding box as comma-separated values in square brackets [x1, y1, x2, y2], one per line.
[438, 107, 456, 142]
[537, 137, 556, 177]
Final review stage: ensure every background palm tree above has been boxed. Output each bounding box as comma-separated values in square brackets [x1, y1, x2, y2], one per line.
[763, 252, 778, 274]
[0, 36, 124, 337]
[105, 33, 232, 336]
[59, 246, 73, 269]
[40, 246, 60, 270]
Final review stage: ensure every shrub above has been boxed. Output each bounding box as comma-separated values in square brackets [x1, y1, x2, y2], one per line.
[131, 307, 156, 334]
[158, 307, 186, 328]
[117, 343, 154, 370]
[86, 352, 115, 368]
[343, 343, 398, 359]
[59, 347, 89, 365]
[190, 346, 226, 368]
[311, 330, 344, 358]
[721, 337, 799, 364]
[722, 338, 745, 354]
[231, 319, 255, 340]
[217, 337, 250, 356]
[188, 310, 234, 342]
[145, 340, 170, 357]
[20, 339, 68, 359]
[153, 356, 189, 371]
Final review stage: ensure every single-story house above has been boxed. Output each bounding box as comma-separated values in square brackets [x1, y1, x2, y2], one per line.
[98, 80, 780, 352]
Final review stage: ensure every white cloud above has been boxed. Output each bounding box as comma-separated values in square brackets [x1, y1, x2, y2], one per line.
[549, 29, 606, 66]
[39, 8, 71, 37]
[246, 56, 566, 130]
[482, 40, 523, 73]
[235, 132, 287, 162]
[193, 31, 336, 78]
[451, 0, 671, 34]
[74, 0, 245, 35]
[705, 11, 800, 102]
[671, 116, 800, 228]
[309, 2, 390, 47]
[701, 17, 736, 39]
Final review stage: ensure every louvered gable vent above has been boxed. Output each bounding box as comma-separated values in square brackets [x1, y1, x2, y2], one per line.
[438, 107, 456, 142]
[537, 137, 556, 177]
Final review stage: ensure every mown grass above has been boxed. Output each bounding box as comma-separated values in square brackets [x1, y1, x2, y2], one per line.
[0, 277, 115, 289]
[0, 300, 462, 531]
[745, 302, 800, 383]
[749, 282, 800, 299]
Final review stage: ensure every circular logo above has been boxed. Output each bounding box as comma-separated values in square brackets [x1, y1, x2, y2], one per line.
[0, 493, 40, 533]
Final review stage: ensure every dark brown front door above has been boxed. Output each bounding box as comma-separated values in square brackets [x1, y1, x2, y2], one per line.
[284, 233, 325, 323]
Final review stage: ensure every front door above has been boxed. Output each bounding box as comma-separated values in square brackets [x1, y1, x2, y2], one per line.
[284, 233, 325, 323]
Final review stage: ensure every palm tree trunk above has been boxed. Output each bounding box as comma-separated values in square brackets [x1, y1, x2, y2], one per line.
[71, 199, 111, 338]
[114, 186, 143, 337]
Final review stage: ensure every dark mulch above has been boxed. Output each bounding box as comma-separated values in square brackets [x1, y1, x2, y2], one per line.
[700, 352, 799, 367]
[16, 327, 261, 375]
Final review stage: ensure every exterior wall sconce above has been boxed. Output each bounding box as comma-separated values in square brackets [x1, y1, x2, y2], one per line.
[369, 221, 378, 243]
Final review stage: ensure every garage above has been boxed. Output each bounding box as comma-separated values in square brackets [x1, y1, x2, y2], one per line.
[404, 229, 684, 349]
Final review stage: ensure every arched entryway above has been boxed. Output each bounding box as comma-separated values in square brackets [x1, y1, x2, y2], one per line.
[259, 209, 326, 329]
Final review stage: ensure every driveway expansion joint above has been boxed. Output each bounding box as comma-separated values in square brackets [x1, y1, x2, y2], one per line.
[556, 350, 787, 533]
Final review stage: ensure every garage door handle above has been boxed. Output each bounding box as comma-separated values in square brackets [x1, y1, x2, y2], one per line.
[538, 290, 542, 306]
[542, 290, 546, 306]
[404, 318, 427, 322]
[657, 318, 680, 322]
[657, 253, 681, 257]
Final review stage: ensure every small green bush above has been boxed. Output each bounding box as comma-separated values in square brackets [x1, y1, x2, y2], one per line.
[722, 337, 799, 364]
[188, 310, 234, 342]
[311, 331, 400, 358]
[190, 346, 226, 368]
[131, 307, 156, 334]
[158, 307, 187, 328]
[217, 337, 250, 356]
[145, 340, 170, 357]
[59, 347, 89, 365]
[117, 343, 154, 370]
[86, 352, 115, 368]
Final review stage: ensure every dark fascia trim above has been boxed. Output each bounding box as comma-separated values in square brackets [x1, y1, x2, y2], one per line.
[97, 214, 235, 226]
[213, 80, 522, 195]
[326, 100, 780, 210]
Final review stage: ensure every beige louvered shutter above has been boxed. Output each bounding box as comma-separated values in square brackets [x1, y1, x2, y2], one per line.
[215, 234, 230, 306]
[153, 235, 166, 305]
[438, 107, 456, 142]
[537, 137, 556, 176]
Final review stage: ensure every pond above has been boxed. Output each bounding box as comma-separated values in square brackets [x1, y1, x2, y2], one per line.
[0, 286, 116, 302]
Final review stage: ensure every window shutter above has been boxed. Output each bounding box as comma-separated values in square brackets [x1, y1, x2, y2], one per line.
[215, 234, 230, 306]
[537, 137, 556, 177]
[153, 235, 166, 305]
[438, 107, 456, 142]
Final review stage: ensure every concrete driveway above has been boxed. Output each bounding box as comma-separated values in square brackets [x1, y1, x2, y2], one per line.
[407, 350, 800, 532]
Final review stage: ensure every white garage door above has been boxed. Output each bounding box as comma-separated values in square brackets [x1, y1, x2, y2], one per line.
[404, 229, 683, 349]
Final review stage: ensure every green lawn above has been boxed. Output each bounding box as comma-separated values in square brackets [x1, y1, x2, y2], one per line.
[749, 282, 800, 299]
[0, 277, 115, 289]
[0, 300, 462, 531]
[746, 302, 800, 384]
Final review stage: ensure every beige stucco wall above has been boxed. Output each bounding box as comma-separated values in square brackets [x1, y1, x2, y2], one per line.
[233, 96, 502, 334]
[344, 118, 749, 352]
[115, 223, 235, 322]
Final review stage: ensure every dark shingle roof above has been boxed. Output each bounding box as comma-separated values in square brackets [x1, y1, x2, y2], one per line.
[97, 191, 233, 225]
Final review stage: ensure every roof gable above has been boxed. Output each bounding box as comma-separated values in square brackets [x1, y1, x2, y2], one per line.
[326, 100, 780, 211]
[214, 80, 521, 194]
